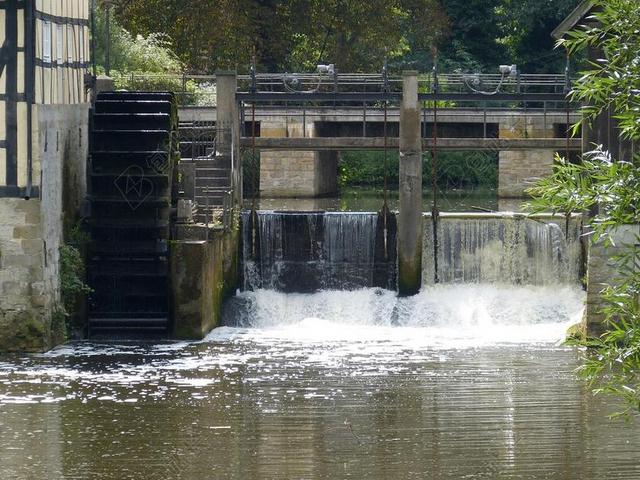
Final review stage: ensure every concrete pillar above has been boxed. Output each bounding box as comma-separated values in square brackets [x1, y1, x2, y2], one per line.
[216, 71, 242, 206]
[498, 116, 555, 198]
[259, 121, 338, 198]
[398, 71, 422, 296]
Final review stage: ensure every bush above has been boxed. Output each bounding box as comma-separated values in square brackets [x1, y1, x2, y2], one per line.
[95, 8, 216, 105]
[59, 244, 91, 316]
[339, 150, 497, 189]
[95, 8, 182, 76]
[528, 0, 640, 415]
[57, 223, 91, 339]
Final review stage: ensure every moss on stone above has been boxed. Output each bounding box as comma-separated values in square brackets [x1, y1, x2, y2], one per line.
[566, 322, 586, 342]
[398, 251, 422, 296]
[0, 310, 47, 352]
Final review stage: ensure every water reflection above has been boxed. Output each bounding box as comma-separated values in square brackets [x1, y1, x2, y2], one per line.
[247, 187, 513, 213]
[0, 288, 638, 479]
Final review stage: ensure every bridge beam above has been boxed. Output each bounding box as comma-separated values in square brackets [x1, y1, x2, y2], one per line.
[398, 71, 423, 296]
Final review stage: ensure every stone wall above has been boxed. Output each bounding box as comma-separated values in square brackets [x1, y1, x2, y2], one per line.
[585, 225, 640, 337]
[0, 104, 89, 351]
[259, 120, 338, 197]
[498, 116, 556, 198]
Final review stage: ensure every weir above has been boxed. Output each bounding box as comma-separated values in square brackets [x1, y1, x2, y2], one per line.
[240, 211, 583, 293]
[228, 210, 585, 335]
[241, 211, 397, 292]
[92, 70, 593, 341]
[423, 213, 583, 286]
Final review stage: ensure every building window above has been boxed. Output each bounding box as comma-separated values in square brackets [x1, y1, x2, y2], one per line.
[56, 24, 63, 63]
[43, 21, 52, 62]
[68, 25, 74, 62]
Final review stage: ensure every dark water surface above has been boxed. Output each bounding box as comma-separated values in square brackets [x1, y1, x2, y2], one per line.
[0, 288, 639, 479]
[245, 187, 514, 213]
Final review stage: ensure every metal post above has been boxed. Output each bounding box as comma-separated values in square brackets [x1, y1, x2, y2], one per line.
[483, 102, 487, 139]
[564, 52, 571, 162]
[431, 58, 440, 284]
[104, 1, 111, 76]
[398, 71, 423, 296]
[90, 0, 97, 77]
[362, 102, 367, 137]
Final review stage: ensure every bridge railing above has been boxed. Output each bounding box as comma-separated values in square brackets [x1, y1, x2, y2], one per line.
[121, 72, 573, 108]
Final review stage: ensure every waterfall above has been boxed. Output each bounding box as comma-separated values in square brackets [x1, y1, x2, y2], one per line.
[241, 211, 396, 292]
[220, 285, 585, 345]
[423, 214, 582, 286]
[229, 210, 585, 345]
[242, 211, 582, 292]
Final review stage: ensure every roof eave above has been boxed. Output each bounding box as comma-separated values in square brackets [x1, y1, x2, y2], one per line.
[551, 0, 595, 40]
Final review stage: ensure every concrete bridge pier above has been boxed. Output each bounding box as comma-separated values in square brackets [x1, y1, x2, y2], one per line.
[259, 120, 338, 197]
[498, 115, 556, 198]
[398, 71, 423, 296]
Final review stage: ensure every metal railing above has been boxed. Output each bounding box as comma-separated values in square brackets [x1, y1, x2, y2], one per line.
[121, 71, 573, 108]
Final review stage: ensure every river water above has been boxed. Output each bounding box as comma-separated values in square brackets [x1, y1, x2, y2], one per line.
[245, 187, 505, 213]
[1, 285, 639, 479]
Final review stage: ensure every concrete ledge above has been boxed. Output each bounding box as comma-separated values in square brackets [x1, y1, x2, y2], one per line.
[584, 224, 640, 336]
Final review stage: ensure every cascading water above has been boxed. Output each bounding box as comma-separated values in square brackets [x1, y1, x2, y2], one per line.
[241, 210, 396, 292]
[219, 285, 585, 346]
[423, 213, 583, 285]
[230, 210, 585, 345]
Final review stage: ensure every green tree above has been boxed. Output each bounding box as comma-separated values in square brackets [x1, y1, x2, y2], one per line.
[111, 0, 449, 73]
[497, 0, 583, 72]
[528, 0, 640, 415]
[437, 0, 505, 71]
[95, 4, 187, 90]
[95, 3, 182, 73]
[112, 0, 256, 73]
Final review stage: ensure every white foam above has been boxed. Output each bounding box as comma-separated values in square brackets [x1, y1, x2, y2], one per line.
[214, 285, 585, 348]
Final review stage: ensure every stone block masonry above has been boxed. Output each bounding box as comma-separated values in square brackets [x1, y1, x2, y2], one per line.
[259, 120, 338, 197]
[0, 199, 49, 351]
[170, 226, 239, 339]
[585, 225, 640, 337]
[498, 115, 556, 198]
[0, 104, 89, 352]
